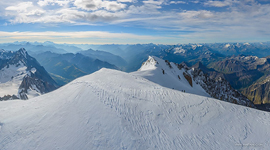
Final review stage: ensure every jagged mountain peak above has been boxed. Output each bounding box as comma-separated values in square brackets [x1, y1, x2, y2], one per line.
[17, 48, 28, 58]
[139, 56, 159, 71]
[0, 49, 58, 100]
[140, 56, 184, 72]
[135, 56, 210, 97]
[175, 61, 189, 70]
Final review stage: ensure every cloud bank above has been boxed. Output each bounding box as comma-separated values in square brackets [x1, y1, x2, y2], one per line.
[0, 0, 269, 44]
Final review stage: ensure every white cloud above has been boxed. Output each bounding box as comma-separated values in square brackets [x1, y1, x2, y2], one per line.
[0, 31, 169, 44]
[56, 8, 123, 22]
[143, 0, 162, 5]
[74, 0, 126, 11]
[179, 10, 215, 19]
[4, 0, 127, 24]
[26, 9, 46, 16]
[103, 1, 127, 11]
[204, 0, 234, 7]
[5, 2, 48, 24]
[37, 0, 70, 7]
[191, 1, 200, 4]
[5, 2, 34, 12]
[1, 0, 270, 44]
[117, 0, 134, 2]
[74, 0, 102, 11]
[170, 1, 186, 4]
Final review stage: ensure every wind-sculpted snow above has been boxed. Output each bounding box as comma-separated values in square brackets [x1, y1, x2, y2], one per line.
[0, 68, 269, 149]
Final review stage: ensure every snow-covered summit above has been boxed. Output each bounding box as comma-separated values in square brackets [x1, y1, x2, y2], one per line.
[139, 56, 158, 71]
[224, 43, 231, 48]
[133, 56, 254, 108]
[134, 56, 210, 97]
[0, 68, 269, 149]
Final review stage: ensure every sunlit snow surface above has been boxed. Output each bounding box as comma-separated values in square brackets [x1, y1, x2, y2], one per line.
[133, 56, 209, 97]
[0, 68, 269, 149]
[0, 61, 27, 97]
[0, 61, 40, 98]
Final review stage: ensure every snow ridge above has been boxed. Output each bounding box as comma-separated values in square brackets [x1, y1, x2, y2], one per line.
[139, 56, 158, 71]
[133, 56, 254, 108]
[133, 56, 210, 97]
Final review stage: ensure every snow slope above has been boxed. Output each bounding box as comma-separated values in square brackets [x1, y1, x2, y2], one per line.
[0, 62, 40, 99]
[0, 68, 269, 150]
[132, 56, 254, 108]
[0, 61, 28, 97]
[132, 56, 210, 97]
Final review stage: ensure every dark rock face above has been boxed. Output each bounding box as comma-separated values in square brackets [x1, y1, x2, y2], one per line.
[183, 72, 193, 87]
[18, 73, 58, 99]
[171, 60, 255, 108]
[207, 55, 270, 104]
[241, 75, 270, 104]
[0, 95, 19, 101]
[0, 48, 59, 100]
[165, 60, 172, 68]
[176, 62, 189, 70]
[208, 56, 266, 89]
[191, 68, 255, 108]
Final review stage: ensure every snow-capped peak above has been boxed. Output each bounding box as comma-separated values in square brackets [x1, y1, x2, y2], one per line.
[134, 56, 210, 97]
[0, 49, 58, 100]
[134, 56, 254, 108]
[173, 47, 186, 54]
[139, 56, 158, 71]
[18, 48, 27, 58]
[224, 43, 231, 48]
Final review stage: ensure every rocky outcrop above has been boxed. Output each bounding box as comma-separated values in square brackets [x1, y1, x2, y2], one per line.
[241, 75, 270, 104]
[191, 68, 255, 108]
[0, 95, 19, 101]
[183, 72, 192, 87]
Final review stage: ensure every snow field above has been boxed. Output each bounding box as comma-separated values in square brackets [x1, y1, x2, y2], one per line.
[0, 68, 269, 149]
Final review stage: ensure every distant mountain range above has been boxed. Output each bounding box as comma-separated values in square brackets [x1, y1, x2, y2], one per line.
[32, 51, 118, 86]
[2, 41, 270, 106]
[207, 55, 270, 105]
[0, 42, 69, 54]
[78, 49, 127, 69]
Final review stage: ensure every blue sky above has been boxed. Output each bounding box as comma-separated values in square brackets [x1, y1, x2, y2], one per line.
[0, 0, 269, 44]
